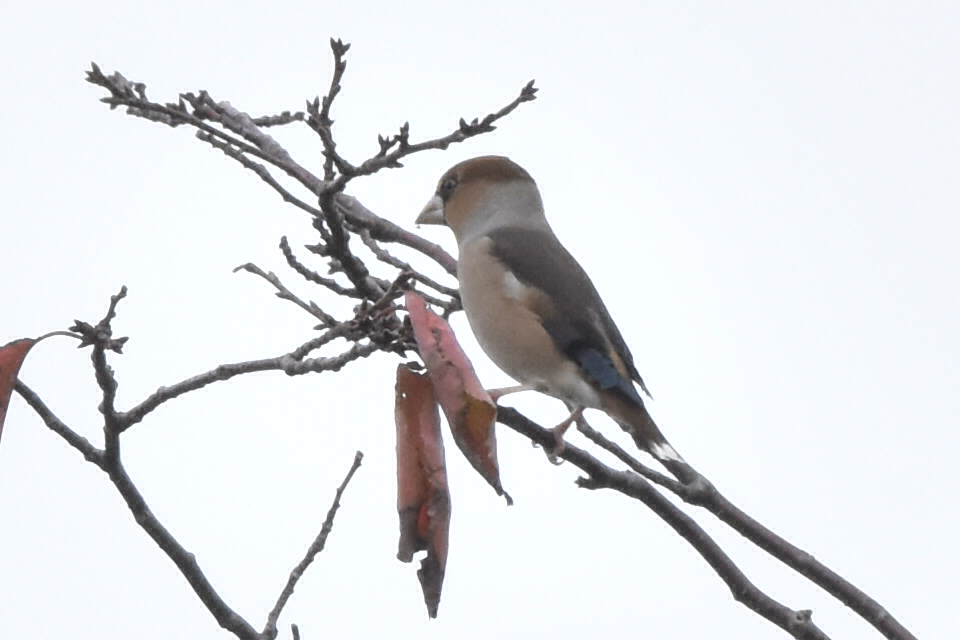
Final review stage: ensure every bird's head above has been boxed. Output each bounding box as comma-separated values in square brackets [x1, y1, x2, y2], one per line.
[417, 156, 549, 244]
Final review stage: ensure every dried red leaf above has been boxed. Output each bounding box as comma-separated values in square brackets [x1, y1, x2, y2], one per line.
[0, 338, 37, 445]
[405, 291, 511, 504]
[395, 364, 450, 618]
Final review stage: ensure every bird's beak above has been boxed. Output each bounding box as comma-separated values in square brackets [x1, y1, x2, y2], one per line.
[416, 194, 446, 226]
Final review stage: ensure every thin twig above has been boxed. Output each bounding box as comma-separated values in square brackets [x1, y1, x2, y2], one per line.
[89, 64, 463, 281]
[297, 42, 390, 305]
[107, 449, 260, 639]
[573, 415, 684, 493]
[496, 407, 830, 640]
[263, 452, 364, 639]
[287, 323, 354, 361]
[573, 416, 917, 640]
[346, 79, 539, 183]
[78, 47, 917, 640]
[319, 190, 385, 300]
[14, 382, 103, 464]
[234, 262, 340, 327]
[195, 131, 324, 218]
[302, 40, 537, 194]
[692, 482, 917, 640]
[360, 271, 413, 318]
[86, 65, 327, 196]
[118, 334, 382, 432]
[251, 111, 305, 127]
[307, 38, 353, 180]
[356, 228, 460, 302]
[69, 287, 129, 458]
[15, 379, 259, 639]
[277, 237, 357, 298]
[335, 195, 457, 277]
[35, 330, 83, 343]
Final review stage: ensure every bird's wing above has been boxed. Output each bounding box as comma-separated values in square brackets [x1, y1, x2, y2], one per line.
[486, 227, 650, 401]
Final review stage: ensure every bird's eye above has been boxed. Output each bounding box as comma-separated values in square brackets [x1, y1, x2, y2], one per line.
[438, 176, 458, 201]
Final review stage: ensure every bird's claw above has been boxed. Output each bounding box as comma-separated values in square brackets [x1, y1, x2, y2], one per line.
[545, 427, 567, 465]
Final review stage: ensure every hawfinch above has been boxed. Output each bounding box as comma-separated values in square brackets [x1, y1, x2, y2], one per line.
[417, 156, 690, 480]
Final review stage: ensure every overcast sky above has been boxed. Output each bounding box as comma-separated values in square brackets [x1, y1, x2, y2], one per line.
[1, 2, 957, 639]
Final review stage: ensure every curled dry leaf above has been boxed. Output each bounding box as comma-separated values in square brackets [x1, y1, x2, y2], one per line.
[405, 291, 511, 504]
[395, 364, 450, 618]
[0, 338, 37, 445]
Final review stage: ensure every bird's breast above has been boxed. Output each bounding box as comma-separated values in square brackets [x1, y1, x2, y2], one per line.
[456, 237, 601, 409]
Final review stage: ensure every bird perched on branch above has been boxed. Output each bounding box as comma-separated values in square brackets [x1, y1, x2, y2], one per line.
[417, 156, 694, 482]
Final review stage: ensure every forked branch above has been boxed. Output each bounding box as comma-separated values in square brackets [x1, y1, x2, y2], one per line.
[7, 39, 917, 640]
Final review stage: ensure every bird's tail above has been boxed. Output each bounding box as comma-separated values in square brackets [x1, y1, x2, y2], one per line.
[602, 393, 697, 484]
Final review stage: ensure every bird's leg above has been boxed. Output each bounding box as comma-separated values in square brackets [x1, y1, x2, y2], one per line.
[486, 385, 580, 462]
[545, 405, 583, 463]
[487, 383, 537, 402]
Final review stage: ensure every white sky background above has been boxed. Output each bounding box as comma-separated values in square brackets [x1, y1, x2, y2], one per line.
[1, 2, 957, 639]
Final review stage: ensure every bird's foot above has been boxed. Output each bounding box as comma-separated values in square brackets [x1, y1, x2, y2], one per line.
[544, 406, 584, 464]
[545, 430, 566, 465]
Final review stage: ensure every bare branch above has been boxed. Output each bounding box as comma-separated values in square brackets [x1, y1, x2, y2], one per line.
[234, 261, 340, 327]
[496, 407, 830, 640]
[299, 40, 538, 195]
[263, 452, 364, 639]
[14, 382, 103, 465]
[192, 96, 302, 172]
[306, 38, 355, 180]
[86, 65, 327, 196]
[689, 480, 917, 640]
[69, 287, 130, 458]
[105, 453, 260, 640]
[287, 323, 356, 361]
[319, 39, 349, 127]
[15, 379, 258, 640]
[251, 111, 305, 127]
[573, 414, 684, 493]
[277, 236, 358, 298]
[335, 195, 457, 276]
[69, 286, 129, 354]
[78, 45, 922, 640]
[117, 328, 385, 433]
[318, 191, 385, 300]
[195, 131, 324, 219]
[349, 79, 538, 180]
[356, 228, 460, 304]
[88, 64, 463, 283]
[571, 416, 919, 640]
[359, 271, 413, 318]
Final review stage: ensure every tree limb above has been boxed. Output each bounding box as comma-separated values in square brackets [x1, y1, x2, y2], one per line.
[496, 407, 830, 640]
[57, 41, 923, 640]
[263, 451, 364, 639]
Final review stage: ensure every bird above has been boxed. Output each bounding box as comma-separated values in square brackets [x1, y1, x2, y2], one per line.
[416, 155, 694, 482]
